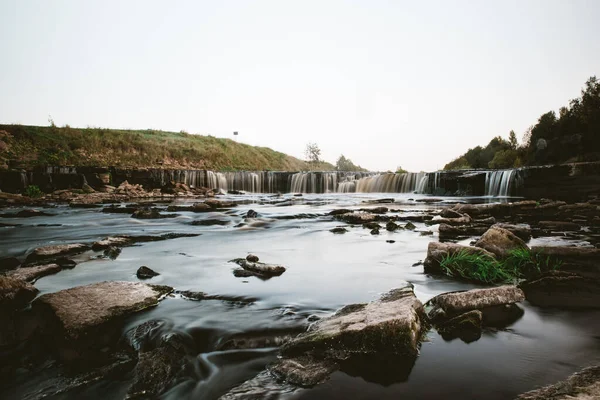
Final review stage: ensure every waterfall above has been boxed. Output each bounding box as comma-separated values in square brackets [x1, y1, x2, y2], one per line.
[485, 170, 516, 197]
[416, 174, 429, 193]
[290, 172, 339, 193]
[340, 172, 426, 193]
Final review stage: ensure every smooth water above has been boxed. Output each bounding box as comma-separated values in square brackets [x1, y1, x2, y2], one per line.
[1, 193, 599, 400]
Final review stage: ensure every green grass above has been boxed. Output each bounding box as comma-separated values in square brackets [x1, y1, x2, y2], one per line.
[0, 124, 336, 171]
[439, 248, 562, 284]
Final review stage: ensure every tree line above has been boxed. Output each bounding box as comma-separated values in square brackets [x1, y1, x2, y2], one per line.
[444, 76, 600, 170]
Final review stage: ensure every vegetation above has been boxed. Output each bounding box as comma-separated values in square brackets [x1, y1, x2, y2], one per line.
[395, 166, 408, 174]
[24, 185, 43, 198]
[335, 154, 367, 171]
[439, 248, 561, 284]
[0, 124, 335, 171]
[445, 76, 600, 170]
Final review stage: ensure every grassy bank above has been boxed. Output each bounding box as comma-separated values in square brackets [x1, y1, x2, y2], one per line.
[0, 124, 335, 171]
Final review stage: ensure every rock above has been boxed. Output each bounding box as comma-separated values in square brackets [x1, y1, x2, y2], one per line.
[131, 208, 178, 219]
[492, 223, 532, 242]
[426, 214, 472, 226]
[0, 257, 21, 272]
[13, 209, 53, 218]
[370, 228, 380, 235]
[438, 224, 488, 240]
[177, 290, 257, 304]
[474, 226, 528, 258]
[232, 269, 257, 278]
[82, 183, 95, 194]
[440, 208, 463, 219]
[128, 332, 190, 398]
[246, 254, 259, 262]
[220, 370, 298, 400]
[328, 209, 353, 216]
[7, 263, 62, 282]
[103, 246, 121, 260]
[329, 227, 348, 234]
[137, 266, 160, 279]
[92, 236, 132, 250]
[474, 216, 496, 226]
[436, 310, 482, 343]
[55, 257, 77, 269]
[519, 271, 600, 308]
[274, 285, 426, 387]
[246, 209, 258, 218]
[538, 221, 581, 231]
[231, 258, 286, 277]
[360, 207, 388, 214]
[423, 242, 497, 274]
[33, 281, 172, 360]
[191, 218, 229, 226]
[364, 198, 394, 204]
[419, 231, 433, 236]
[334, 212, 377, 224]
[386, 240, 396, 243]
[530, 246, 600, 277]
[516, 365, 600, 400]
[0, 276, 38, 310]
[102, 205, 138, 214]
[453, 201, 537, 217]
[25, 243, 90, 263]
[405, 222, 416, 230]
[386, 221, 400, 231]
[426, 286, 525, 324]
[363, 222, 381, 230]
[204, 199, 237, 209]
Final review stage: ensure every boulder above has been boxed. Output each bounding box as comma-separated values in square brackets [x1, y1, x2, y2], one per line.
[474, 226, 528, 258]
[440, 208, 463, 219]
[423, 242, 496, 274]
[0, 276, 38, 311]
[330, 227, 348, 234]
[386, 221, 400, 231]
[246, 254, 259, 262]
[334, 212, 377, 224]
[231, 258, 286, 277]
[438, 224, 488, 240]
[204, 199, 237, 209]
[453, 201, 537, 217]
[137, 266, 160, 279]
[269, 357, 338, 387]
[405, 222, 416, 230]
[246, 209, 258, 218]
[33, 281, 172, 360]
[426, 214, 472, 226]
[7, 263, 62, 282]
[0, 257, 21, 272]
[25, 243, 90, 263]
[530, 246, 600, 278]
[328, 208, 353, 216]
[131, 208, 178, 219]
[362, 222, 381, 230]
[492, 223, 532, 242]
[370, 227, 380, 235]
[519, 271, 600, 308]
[92, 236, 132, 250]
[103, 246, 121, 260]
[436, 309, 482, 343]
[516, 365, 600, 400]
[359, 207, 388, 214]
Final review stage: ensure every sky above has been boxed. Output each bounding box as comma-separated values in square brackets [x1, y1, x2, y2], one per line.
[1, 1, 599, 172]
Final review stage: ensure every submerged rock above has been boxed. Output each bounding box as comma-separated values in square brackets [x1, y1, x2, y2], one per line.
[231, 258, 286, 277]
[329, 227, 348, 234]
[103, 246, 122, 260]
[137, 266, 160, 279]
[517, 365, 600, 400]
[404, 222, 416, 230]
[436, 309, 482, 343]
[519, 271, 600, 308]
[438, 224, 488, 240]
[474, 226, 528, 258]
[360, 206, 388, 214]
[270, 356, 339, 387]
[191, 218, 230, 226]
[25, 243, 90, 263]
[246, 209, 258, 218]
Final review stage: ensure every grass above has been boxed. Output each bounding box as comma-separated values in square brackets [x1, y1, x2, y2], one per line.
[439, 248, 562, 284]
[0, 124, 336, 171]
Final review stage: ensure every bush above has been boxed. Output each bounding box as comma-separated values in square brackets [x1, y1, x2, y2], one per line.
[25, 185, 43, 198]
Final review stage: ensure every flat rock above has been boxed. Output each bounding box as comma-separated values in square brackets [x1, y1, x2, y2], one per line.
[7, 263, 62, 282]
[438, 224, 488, 240]
[25, 243, 90, 263]
[539, 220, 581, 231]
[519, 271, 600, 308]
[231, 258, 286, 277]
[517, 365, 600, 400]
[334, 212, 377, 224]
[492, 223, 532, 242]
[426, 214, 472, 226]
[530, 246, 600, 277]
[474, 226, 528, 258]
[269, 356, 339, 387]
[423, 242, 497, 274]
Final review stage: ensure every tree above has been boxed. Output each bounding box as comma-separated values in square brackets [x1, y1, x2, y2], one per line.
[305, 143, 321, 165]
[509, 130, 518, 149]
[395, 166, 407, 174]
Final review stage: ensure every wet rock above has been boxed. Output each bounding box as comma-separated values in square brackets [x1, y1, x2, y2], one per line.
[33, 281, 172, 361]
[386, 221, 400, 231]
[103, 246, 121, 260]
[370, 227, 380, 235]
[419, 231, 433, 236]
[519, 271, 600, 308]
[228, 190, 245, 195]
[25, 243, 90, 263]
[360, 207, 388, 214]
[233, 269, 257, 278]
[137, 266, 160, 279]
[516, 365, 600, 400]
[436, 310, 482, 343]
[128, 332, 190, 398]
[328, 208, 353, 216]
[7, 263, 62, 282]
[492, 223, 532, 242]
[246, 254, 259, 262]
[0, 276, 38, 311]
[231, 258, 286, 277]
[204, 199, 237, 209]
[426, 214, 472, 226]
[246, 209, 258, 218]
[474, 216, 496, 226]
[218, 329, 300, 350]
[219, 370, 298, 400]
[364, 198, 395, 204]
[474, 226, 528, 258]
[101, 205, 139, 214]
[131, 207, 178, 219]
[440, 208, 463, 219]
[538, 220, 581, 231]
[438, 224, 488, 240]
[92, 233, 200, 251]
[426, 286, 525, 324]
[54, 257, 77, 269]
[270, 356, 339, 387]
[530, 246, 600, 277]
[386, 240, 395, 243]
[453, 201, 537, 218]
[334, 212, 377, 224]
[329, 227, 348, 234]
[363, 221, 381, 230]
[405, 222, 416, 230]
[92, 236, 131, 250]
[0, 257, 21, 272]
[423, 242, 497, 274]
[191, 218, 230, 226]
[177, 290, 257, 304]
[1, 209, 53, 218]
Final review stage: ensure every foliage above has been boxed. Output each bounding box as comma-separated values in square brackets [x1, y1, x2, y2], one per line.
[335, 154, 366, 171]
[439, 248, 561, 284]
[488, 149, 520, 169]
[395, 165, 408, 174]
[0, 124, 335, 171]
[305, 143, 321, 165]
[444, 136, 512, 170]
[24, 185, 43, 198]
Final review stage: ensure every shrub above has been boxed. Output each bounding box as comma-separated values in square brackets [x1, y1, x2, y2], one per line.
[25, 185, 43, 198]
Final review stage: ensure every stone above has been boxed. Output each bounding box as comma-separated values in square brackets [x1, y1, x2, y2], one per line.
[231, 258, 286, 277]
[492, 223, 532, 242]
[438, 224, 488, 240]
[204, 199, 237, 209]
[7, 263, 62, 282]
[103, 246, 121, 260]
[363, 222, 381, 230]
[328, 209, 353, 216]
[191, 218, 229, 226]
[440, 208, 463, 219]
[516, 365, 600, 400]
[131, 208, 178, 219]
[519, 271, 600, 308]
[102, 205, 138, 214]
[334, 212, 377, 224]
[386, 221, 400, 231]
[82, 183, 95, 194]
[0, 257, 21, 272]
[92, 236, 132, 250]
[13, 209, 52, 218]
[329, 227, 348, 234]
[269, 357, 339, 387]
[426, 214, 472, 226]
[137, 266, 160, 279]
[0, 276, 38, 310]
[530, 246, 600, 277]
[246, 209, 258, 218]
[370, 228, 380, 235]
[246, 254, 259, 262]
[436, 310, 482, 343]
[538, 221, 581, 231]
[474, 226, 528, 258]
[25, 243, 90, 263]
[360, 207, 388, 214]
[405, 222, 416, 230]
[423, 242, 496, 274]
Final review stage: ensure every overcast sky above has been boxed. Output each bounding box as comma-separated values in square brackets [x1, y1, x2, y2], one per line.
[1, 1, 598, 172]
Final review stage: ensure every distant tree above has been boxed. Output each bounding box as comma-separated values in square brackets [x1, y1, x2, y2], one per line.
[305, 143, 321, 165]
[395, 166, 408, 174]
[509, 130, 518, 149]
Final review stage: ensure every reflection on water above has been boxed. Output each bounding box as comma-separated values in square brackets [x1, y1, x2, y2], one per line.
[1, 193, 599, 399]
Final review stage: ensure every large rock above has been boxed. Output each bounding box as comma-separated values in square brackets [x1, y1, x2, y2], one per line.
[423, 242, 496, 274]
[453, 201, 537, 217]
[530, 246, 600, 278]
[334, 212, 377, 224]
[426, 214, 472, 226]
[25, 243, 90, 263]
[474, 226, 528, 258]
[519, 271, 600, 308]
[0, 276, 38, 311]
[33, 281, 172, 360]
[517, 365, 600, 400]
[7, 263, 62, 282]
[492, 223, 532, 242]
[273, 285, 427, 387]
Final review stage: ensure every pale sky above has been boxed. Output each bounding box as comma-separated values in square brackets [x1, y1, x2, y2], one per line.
[1, 1, 598, 172]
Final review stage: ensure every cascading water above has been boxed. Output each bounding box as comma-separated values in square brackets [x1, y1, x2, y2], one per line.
[340, 172, 426, 193]
[485, 170, 516, 197]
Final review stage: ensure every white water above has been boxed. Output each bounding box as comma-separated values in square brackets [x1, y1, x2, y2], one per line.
[485, 170, 516, 197]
